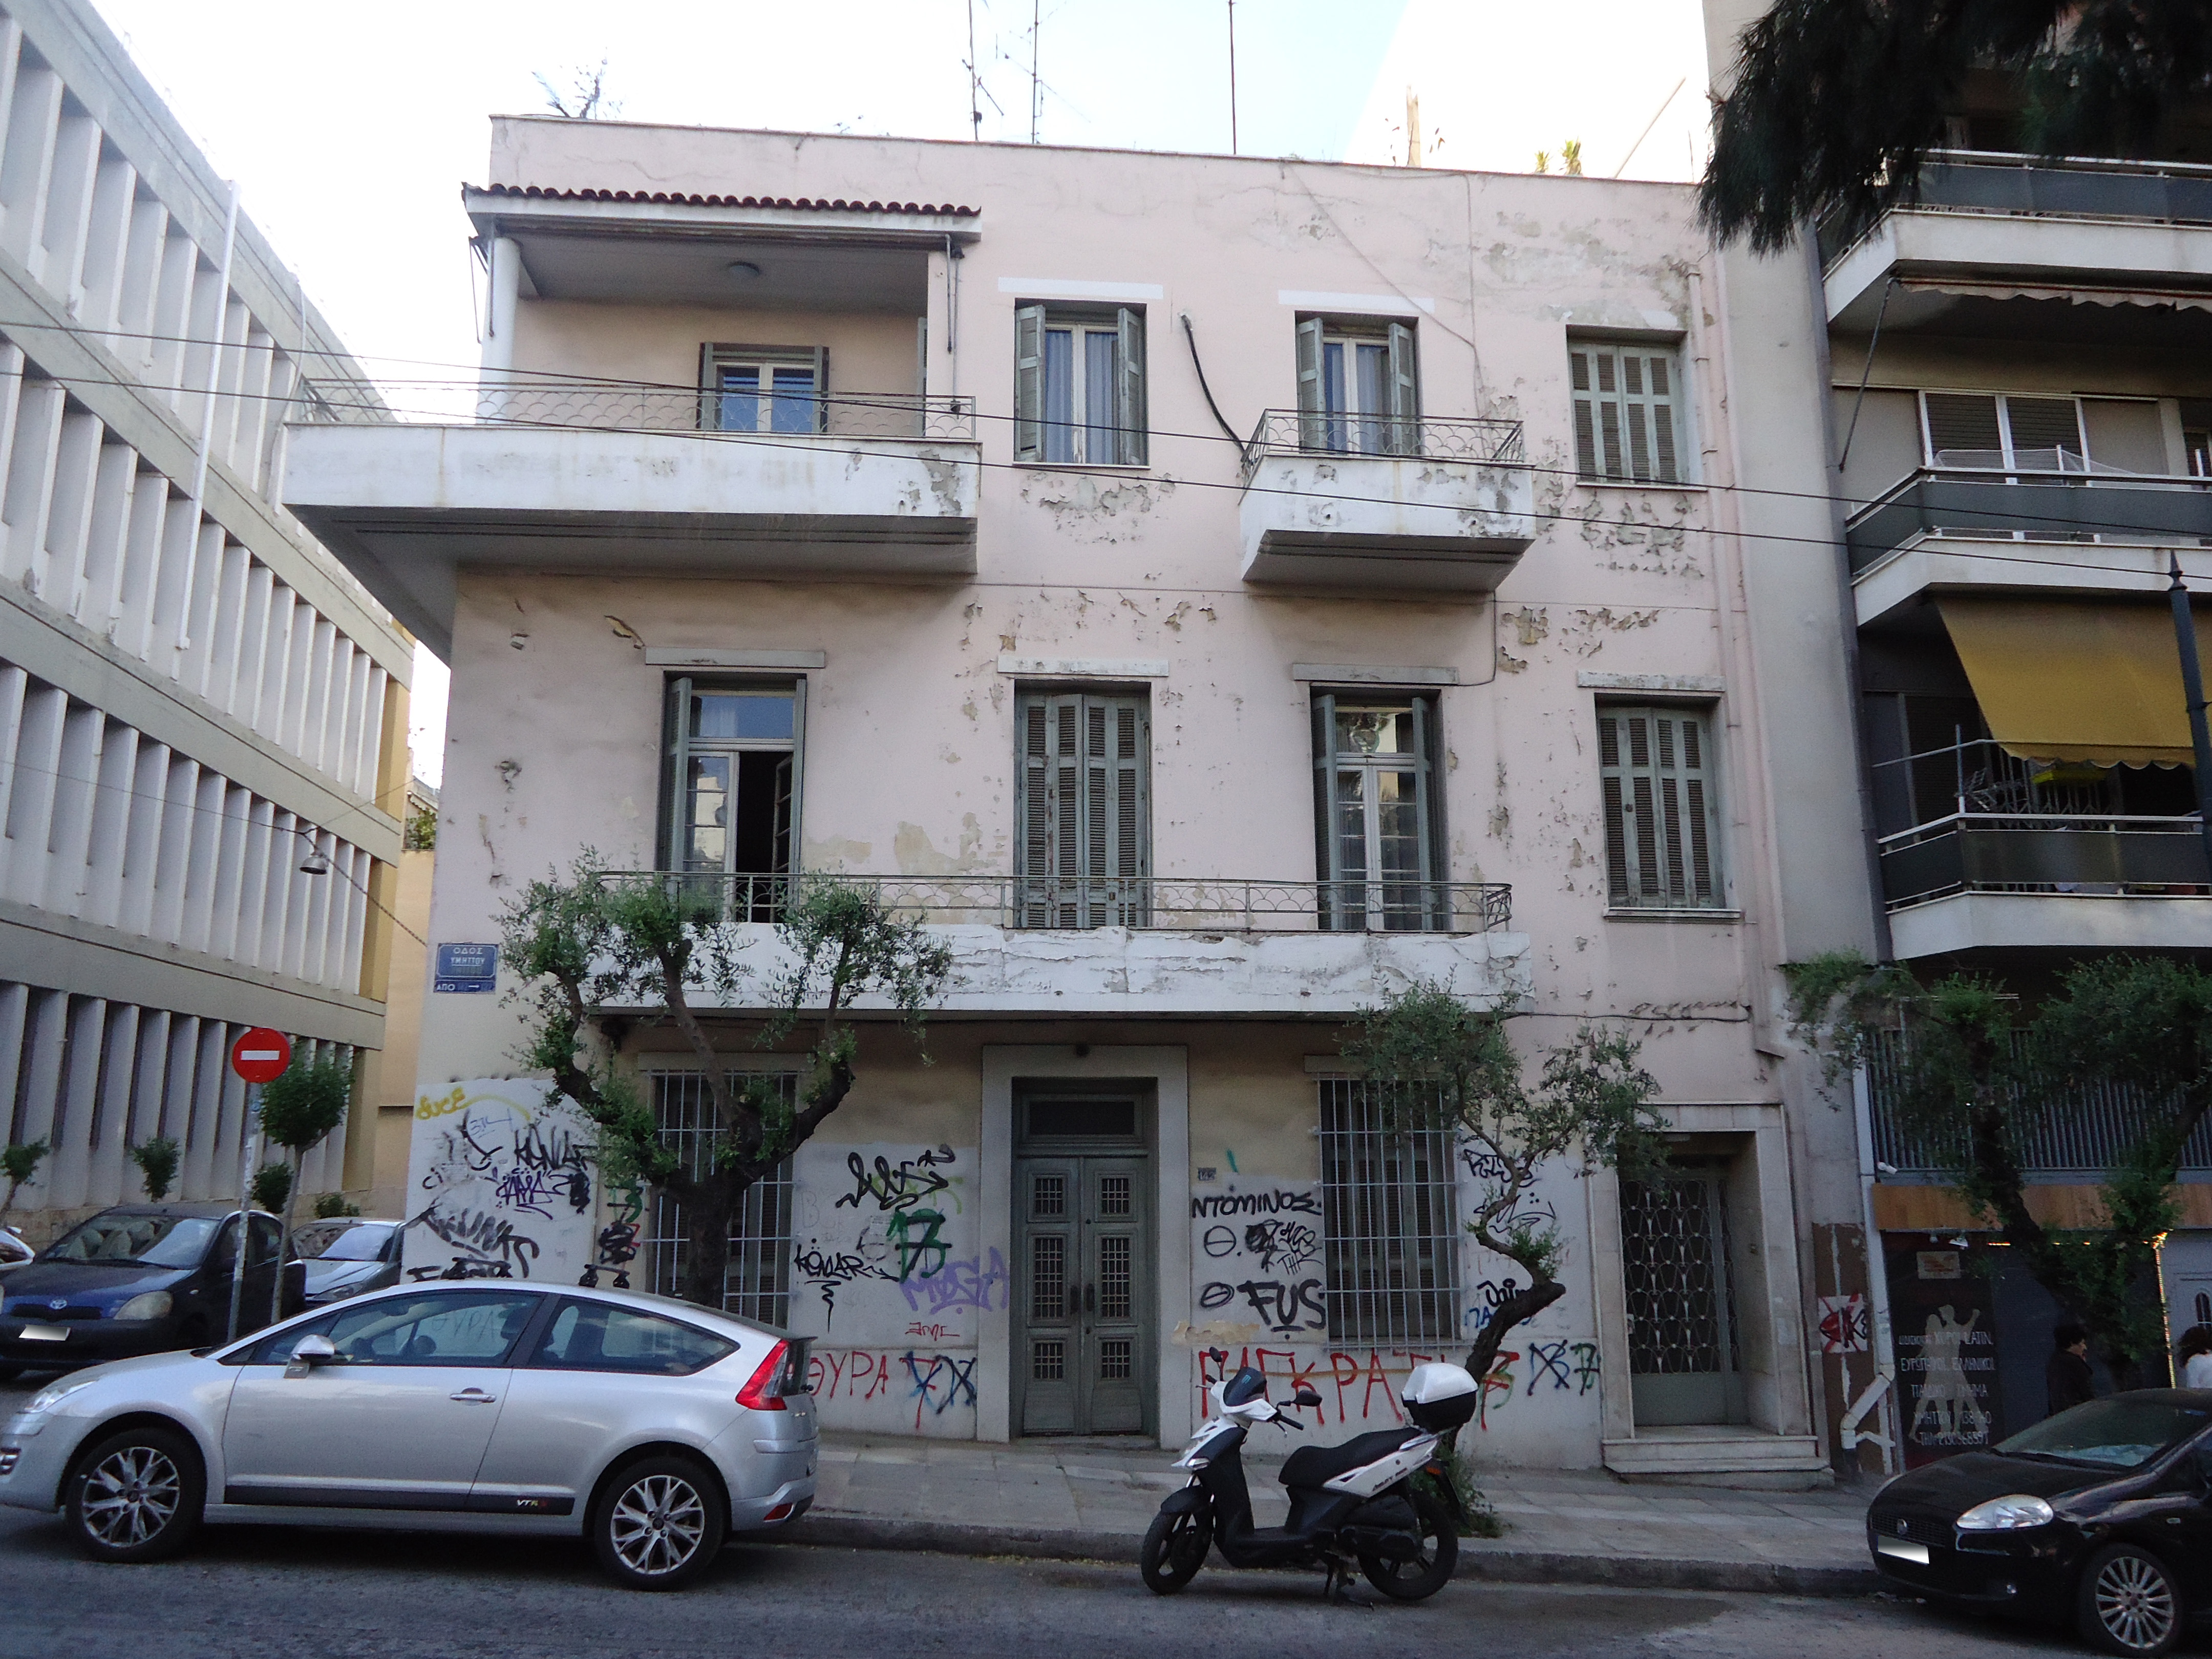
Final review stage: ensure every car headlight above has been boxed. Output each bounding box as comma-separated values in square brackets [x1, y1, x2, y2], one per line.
[1956, 1494, 2055, 1531]
[26, 1377, 94, 1414]
[110, 1291, 173, 1321]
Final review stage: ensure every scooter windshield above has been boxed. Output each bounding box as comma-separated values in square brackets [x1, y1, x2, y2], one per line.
[1219, 1367, 1267, 1407]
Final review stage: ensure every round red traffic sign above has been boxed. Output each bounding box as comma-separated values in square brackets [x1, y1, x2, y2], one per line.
[230, 1027, 292, 1084]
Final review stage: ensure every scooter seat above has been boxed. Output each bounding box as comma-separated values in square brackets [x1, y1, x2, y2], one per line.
[1280, 1429, 1418, 1490]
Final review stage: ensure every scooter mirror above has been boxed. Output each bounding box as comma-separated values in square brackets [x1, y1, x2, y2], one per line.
[1293, 1387, 1322, 1408]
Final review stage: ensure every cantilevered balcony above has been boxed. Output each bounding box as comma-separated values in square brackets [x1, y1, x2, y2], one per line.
[283, 381, 980, 658]
[592, 871, 1528, 1017]
[1237, 411, 1535, 593]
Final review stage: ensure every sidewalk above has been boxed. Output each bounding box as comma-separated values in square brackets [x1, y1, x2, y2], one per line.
[792, 1433, 1881, 1596]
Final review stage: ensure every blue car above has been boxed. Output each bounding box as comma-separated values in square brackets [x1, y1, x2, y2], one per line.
[0, 1204, 303, 1378]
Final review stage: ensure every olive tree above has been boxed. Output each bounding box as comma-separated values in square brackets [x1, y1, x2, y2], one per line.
[503, 855, 953, 1309]
[256, 1055, 354, 1320]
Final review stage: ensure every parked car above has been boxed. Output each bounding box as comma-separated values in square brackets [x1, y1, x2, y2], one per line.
[0, 1204, 302, 1380]
[1868, 1390, 2212, 1656]
[0, 1281, 818, 1589]
[291, 1219, 405, 1307]
[0, 1226, 30, 1277]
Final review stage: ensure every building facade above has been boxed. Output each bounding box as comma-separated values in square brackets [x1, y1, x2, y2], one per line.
[0, 0, 411, 1244]
[291, 119, 1870, 1472]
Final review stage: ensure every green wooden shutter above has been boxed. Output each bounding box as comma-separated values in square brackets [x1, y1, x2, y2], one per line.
[1598, 706, 1720, 908]
[1014, 304, 1045, 461]
[811, 345, 830, 433]
[1295, 317, 1325, 449]
[1387, 322, 1419, 456]
[1570, 346, 1599, 478]
[1312, 691, 1341, 926]
[662, 675, 693, 871]
[1017, 690, 1148, 926]
[1571, 344, 1684, 484]
[1115, 307, 1147, 466]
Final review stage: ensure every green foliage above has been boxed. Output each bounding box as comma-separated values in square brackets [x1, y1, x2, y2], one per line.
[500, 856, 953, 1306]
[312, 1193, 363, 1219]
[258, 1056, 352, 1155]
[1701, 0, 2212, 252]
[1342, 980, 1665, 1388]
[0, 1139, 47, 1212]
[403, 801, 438, 852]
[126, 1137, 180, 1202]
[1789, 951, 2212, 1379]
[251, 1161, 292, 1215]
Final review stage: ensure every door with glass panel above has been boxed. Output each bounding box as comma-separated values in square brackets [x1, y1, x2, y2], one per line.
[709, 347, 824, 434]
[1015, 1153, 1149, 1435]
[666, 679, 798, 920]
[1312, 692, 1442, 930]
[1619, 1163, 1747, 1426]
[1294, 317, 1418, 456]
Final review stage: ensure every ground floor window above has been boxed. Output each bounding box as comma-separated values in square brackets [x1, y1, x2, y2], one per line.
[1317, 1078, 1460, 1343]
[645, 1071, 796, 1325]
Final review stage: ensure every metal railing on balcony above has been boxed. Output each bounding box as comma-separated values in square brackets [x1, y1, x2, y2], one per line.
[298, 375, 978, 441]
[1242, 409, 1526, 475]
[595, 871, 1514, 934]
[1818, 148, 2212, 267]
[1845, 467, 2212, 573]
[1865, 1028, 2212, 1179]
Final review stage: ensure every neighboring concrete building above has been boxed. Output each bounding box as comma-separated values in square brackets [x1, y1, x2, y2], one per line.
[1741, 38, 2212, 1461]
[0, 0, 411, 1245]
[344, 774, 435, 1220]
[289, 118, 1868, 1474]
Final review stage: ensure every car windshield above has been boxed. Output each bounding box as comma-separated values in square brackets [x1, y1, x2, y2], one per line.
[314, 1224, 395, 1262]
[41, 1213, 219, 1268]
[1998, 1397, 2212, 1470]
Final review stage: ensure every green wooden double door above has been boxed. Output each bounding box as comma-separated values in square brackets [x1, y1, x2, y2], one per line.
[1014, 1155, 1151, 1435]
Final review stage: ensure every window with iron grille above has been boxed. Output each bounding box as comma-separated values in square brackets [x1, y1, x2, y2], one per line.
[1318, 1078, 1461, 1343]
[645, 1071, 796, 1325]
[1015, 689, 1150, 928]
[1569, 338, 1687, 484]
[1597, 703, 1726, 910]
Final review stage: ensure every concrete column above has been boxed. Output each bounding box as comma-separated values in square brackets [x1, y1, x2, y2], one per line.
[478, 234, 520, 420]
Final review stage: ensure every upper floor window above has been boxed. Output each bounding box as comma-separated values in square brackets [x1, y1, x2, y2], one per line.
[1570, 339, 1686, 484]
[1295, 317, 1418, 455]
[1921, 391, 2084, 472]
[1318, 1076, 1460, 1344]
[1015, 305, 1147, 465]
[706, 345, 825, 434]
[662, 679, 801, 910]
[2184, 400, 2210, 478]
[1311, 691, 1444, 931]
[1597, 703, 1725, 911]
[1015, 689, 1150, 926]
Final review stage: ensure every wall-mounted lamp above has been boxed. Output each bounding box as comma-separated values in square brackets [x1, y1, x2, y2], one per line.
[727, 260, 763, 285]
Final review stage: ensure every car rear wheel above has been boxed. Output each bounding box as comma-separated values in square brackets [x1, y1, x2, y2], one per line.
[1359, 1488, 1458, 1602]
[67, 1425, 204, 1563]
[2077, 1542, 2185, 1656]
[592, 1455, 725, 1590]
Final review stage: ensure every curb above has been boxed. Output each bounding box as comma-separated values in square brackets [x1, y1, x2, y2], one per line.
[785, 1513, 1882, 1598]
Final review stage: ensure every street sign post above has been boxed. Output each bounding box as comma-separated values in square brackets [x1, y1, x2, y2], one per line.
[226, 1029, 291, 1340]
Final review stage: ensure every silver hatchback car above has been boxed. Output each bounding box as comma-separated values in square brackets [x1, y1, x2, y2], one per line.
[0, 1280, 817, 1588]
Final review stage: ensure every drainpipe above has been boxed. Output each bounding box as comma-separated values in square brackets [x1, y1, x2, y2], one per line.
[1842, 1064, 1900, 1474]
[479, 231, 520, 421]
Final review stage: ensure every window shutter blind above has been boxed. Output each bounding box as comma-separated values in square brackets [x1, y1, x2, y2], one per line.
[810, 345, 830, 433]
[1922, 392, 2002, 464]
[1570, 346, 1599, 478]
[2001, 396, 2083, 470]
[1018, 690, 1149, 926]
[1387, 322, 1419, 456]
[662, 675, 693, 870]
[1597, 706, 1720, 908]
[1014, 304, 1046, 461]
[1569, 343, 1683, 483]
[1311, 692, 1340, 925]
[1115, 307, 1147, 465]
[1295, 317, 1325, 450]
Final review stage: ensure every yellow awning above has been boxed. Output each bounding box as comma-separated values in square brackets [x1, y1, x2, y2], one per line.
[1939, 597, 2212, 768]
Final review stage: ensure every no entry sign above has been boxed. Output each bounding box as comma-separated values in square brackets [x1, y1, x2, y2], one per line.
[230, 1028, 291, 1084]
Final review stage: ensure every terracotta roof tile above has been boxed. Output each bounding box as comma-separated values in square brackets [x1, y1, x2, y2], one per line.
[472, 182, 979, 217]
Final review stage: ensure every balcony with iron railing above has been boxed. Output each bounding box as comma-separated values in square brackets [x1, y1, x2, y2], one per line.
[1873, 735, 2211, 956]
[1819, 150, 2212, 331]
[589, 870, 1528, 1018]
[1236, 409, 1536, 593]
[282, 377, 982, 659]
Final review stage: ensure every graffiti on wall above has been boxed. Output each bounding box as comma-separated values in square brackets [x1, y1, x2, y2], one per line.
[790, 1143, 1003, 1343]
[1192, 1183, 1327, 1337]
[1191, 1338, 1600, 1431]
[403, 1080, 598, 1285]
[809, 1346, 981, 1436]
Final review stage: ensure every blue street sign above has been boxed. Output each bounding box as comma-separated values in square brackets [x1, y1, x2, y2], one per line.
[433, 942, 498, 993]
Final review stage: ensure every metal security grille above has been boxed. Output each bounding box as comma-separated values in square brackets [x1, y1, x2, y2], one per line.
[1318, 1079, 1461, 1343]
[1619, 1173, 1741, 1375]
[1032, 1235, 1065, 1317]
[645, 1072, 796, 1325]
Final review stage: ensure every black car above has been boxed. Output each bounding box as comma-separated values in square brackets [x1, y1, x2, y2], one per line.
[1869, 1391, 2212, 1656]
[0, 1203, 303, 1377]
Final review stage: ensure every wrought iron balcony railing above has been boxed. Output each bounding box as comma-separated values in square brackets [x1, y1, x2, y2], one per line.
[299, 376, 978, 441]
[1242, 409, 1526, 475]
[595, 871, 1514, 934]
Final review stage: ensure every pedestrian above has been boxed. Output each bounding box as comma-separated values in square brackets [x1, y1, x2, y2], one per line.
[2179, 1324, 2212, 1389]
[2046, 1322, 2096, 1416]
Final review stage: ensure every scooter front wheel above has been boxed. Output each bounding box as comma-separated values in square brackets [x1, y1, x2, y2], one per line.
[1359, 1488, 1457, 1602]
[1139, 1504, 1213, 1593]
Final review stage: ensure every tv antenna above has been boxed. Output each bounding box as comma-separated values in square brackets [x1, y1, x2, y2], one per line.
[966, 0, 983, 138]
[1227, 0, 1239, 155]
[1030, 0, 1041, 143]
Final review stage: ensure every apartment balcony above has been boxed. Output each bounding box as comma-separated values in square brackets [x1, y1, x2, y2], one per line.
[1821, 152, 2212, 341]
[593, 872, 1528, 1017]
[1846, 467, 2212, 626]
[282, 382, 981, 659]
[1237, 411, 1535, 593]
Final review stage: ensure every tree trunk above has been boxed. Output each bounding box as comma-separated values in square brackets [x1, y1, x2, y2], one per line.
[270, 1150, 301, 1327]
[1462, 1277, 1565, 1391]
[682, 1180, 737, 1310]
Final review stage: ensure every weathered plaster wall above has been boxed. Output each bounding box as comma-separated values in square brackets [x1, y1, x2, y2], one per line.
[512, 300, 919, 400]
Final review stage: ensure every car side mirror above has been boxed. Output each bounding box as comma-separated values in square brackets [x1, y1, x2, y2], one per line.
[285, 1334, 338, 1377]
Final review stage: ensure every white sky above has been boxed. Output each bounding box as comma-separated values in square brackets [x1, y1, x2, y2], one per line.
[90, 0, 1714, 785]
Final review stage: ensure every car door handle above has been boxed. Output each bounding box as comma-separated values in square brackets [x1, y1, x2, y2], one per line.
[449, 1388, 499, 1403]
